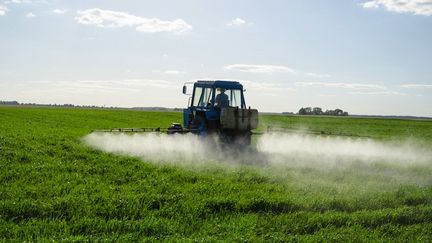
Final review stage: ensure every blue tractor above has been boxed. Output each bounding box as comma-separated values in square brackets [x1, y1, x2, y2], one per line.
[168, 80, 259, 145]
[94, 80, 258, 146]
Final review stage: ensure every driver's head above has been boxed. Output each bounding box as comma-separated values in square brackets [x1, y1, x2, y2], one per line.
[219, 88, 226, 93]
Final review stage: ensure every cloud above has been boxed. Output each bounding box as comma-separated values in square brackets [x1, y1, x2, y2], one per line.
[241, 80, 297, 92]
[363, 1, 380, 8]
[224, 64, 295, 73]
[152, 70, 186, 74]
[10, 79, 182, 108]
[164, 70, 186, 75]
[0, 5, 8, 16]
[5, 0, 49, 4]
[4, 0, 32, 4]
[75, 8, 192, 34]
[349, 91, 406, 95]
[362, 0, 432, 16]
[53, 9, 68, 14]
[224, 64, 331, 78]
[400, 84, 432, 88]
[295, 81, 406, 96]
[25, 12, 36, 18]
[295, 82, 387, 90]
[227, 17, 247, 27]
[27, 79, 178, 94]
[304, 72, 332, 78]
[187, 77, 297, 93]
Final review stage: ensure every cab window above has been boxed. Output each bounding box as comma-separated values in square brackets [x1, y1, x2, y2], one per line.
[193, 87, 213, 108]
[229, 89, 242, 108]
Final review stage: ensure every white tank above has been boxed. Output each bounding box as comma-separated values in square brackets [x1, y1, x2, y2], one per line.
[220, 107, 258, 130]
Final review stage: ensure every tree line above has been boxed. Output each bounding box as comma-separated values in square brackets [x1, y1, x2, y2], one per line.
[298, 107, 348, 116]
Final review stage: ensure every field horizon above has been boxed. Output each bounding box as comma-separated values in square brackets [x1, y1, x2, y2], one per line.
[2, 103, 432, 120]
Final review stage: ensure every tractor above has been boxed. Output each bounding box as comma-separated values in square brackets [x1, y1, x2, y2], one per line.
[94, 80, 258, 146]
[168, 80, 259, 145]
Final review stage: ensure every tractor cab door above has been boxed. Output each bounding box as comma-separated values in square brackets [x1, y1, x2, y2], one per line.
[192, 86, 213, 110]
[186, 86, 217, 131]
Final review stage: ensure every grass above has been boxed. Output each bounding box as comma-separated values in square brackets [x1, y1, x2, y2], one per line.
[0, 106, 431, 241]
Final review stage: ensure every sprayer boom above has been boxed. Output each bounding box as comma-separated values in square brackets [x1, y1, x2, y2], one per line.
[263, 126, 370, 138]
[92, 123, 198, 134]
[92, 127, 165, 133]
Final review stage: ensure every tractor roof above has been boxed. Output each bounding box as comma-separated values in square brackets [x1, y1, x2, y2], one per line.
[195, 80, 243, 89]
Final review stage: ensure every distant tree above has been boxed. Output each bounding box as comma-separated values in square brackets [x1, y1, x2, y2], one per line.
[0, 101, 19, 105]
[298, 107, 307, 115]
[313, 107, 323, 115]
[298, 107, 349, 116]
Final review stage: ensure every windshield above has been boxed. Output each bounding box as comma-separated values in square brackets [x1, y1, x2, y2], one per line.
[192, 87, 213, 108]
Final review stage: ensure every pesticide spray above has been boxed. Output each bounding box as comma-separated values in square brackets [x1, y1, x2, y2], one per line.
[85, 133, 219, 163]
[84, 132, 432, 186]
[84, 132, 431, 165]
[257, 133, 431, 166]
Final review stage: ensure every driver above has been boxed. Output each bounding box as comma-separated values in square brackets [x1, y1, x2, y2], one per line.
[215, 88, 229, 108]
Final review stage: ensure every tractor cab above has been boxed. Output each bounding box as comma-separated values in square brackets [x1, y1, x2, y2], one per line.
[183, 80, 247, 133]
[179, 80, 258, 145]
[190, 81, 246, 110]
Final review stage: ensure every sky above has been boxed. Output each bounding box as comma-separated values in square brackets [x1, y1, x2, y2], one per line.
[0, 0, 431, 116]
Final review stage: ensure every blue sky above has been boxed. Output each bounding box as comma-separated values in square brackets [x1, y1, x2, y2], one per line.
[0, 0, 431, 116]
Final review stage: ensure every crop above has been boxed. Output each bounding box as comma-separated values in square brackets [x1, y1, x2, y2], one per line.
[0, 107, 431, 241]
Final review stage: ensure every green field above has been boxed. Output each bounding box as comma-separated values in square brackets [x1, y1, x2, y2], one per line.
[1, 106, 432, 241]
